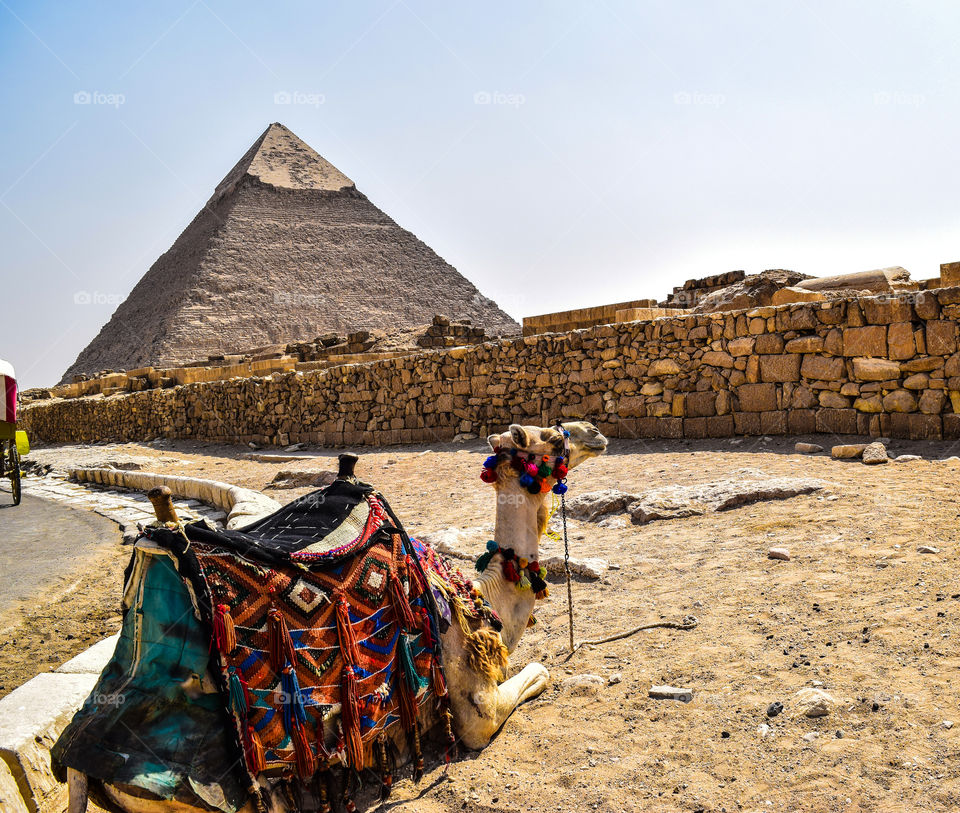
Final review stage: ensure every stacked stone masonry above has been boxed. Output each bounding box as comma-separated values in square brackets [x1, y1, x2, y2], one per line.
[23, 290, 960, 446]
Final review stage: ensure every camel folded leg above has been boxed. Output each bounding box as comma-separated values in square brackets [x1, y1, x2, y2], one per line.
[457, 662, 550, 750]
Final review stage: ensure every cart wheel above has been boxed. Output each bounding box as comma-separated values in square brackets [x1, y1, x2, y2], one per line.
[10, 443, 21, 506]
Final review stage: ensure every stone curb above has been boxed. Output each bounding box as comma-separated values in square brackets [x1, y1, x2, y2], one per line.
[67, 467, 280, 529]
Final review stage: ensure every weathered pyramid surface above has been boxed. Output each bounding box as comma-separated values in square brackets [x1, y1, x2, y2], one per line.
[61, 123, 519, 382]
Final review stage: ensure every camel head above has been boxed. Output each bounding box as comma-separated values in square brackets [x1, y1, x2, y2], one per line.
[487, 420, 608, 473]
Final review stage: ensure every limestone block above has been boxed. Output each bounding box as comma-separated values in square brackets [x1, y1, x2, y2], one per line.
[649, 359, 681, 377]
[754, 334, 785, 354]
[843, 326, 887, 357]
[886, 322, 918, 360]
[941, 261, 960, 287]
[801, 355, 844, 381]
[853, 395, 883, 413]
[784, 335, 823, 353]
[883, 389, 917, 413]
[862, 297, 913, 324]
[818, 391, 851, 409]
[852, 357, 900, 382]
[0, 672, 99, 813]
[736, 383, 778, 412]
[902, 373, 929, 390]
[914, 291, 940, 320]
[770, 286, 826, 305]
[745, 355, 761, 383]
[759, 354, 801, 383]
[816, 408, 858, 434]
[728, 337, 756, 357]
[926, 321, 958, 355]
[715, 390, 732, 415]
[832, 444, 867, 459]
[700, 351, 734, 368]
[791, 385, 818, 408]
[918, 389, 946, 415]
[640, 381, 663, 396]
[902, 356, 944, 373]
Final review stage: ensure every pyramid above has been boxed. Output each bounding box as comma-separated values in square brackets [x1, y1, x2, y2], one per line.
[61, 123, 519, 382]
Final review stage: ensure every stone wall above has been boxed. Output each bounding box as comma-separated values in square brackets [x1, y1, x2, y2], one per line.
[23, 289, 960, 446]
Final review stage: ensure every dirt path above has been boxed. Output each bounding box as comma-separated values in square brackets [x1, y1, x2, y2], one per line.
[19, 436, 960, 810]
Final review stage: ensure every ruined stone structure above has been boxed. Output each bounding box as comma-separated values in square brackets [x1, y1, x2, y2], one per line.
[60, 123, 518, 383]
[23, 288, 960, 446]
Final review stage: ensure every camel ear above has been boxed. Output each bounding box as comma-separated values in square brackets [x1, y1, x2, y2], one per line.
[509, 424, 529, 448]
[487, 433, 500, 451]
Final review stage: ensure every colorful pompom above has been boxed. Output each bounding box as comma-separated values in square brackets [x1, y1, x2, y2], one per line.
[480, 468, 498, 484]
[552, 482, 568, 495]
[483, 455, 499, 469]
[525, 462, 538, 477]
[554, 463, 569, 479]
[519, 473, 534, 487]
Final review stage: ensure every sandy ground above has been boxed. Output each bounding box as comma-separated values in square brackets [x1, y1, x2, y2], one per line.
[14, 434, 960, 812]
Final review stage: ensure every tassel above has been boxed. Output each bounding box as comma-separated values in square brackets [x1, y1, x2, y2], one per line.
[398, 633, 428, 694]
[431, 657, 448, 699]
[213, 603, 237, 654]
[280, 666, 307, 730]
[228, 667, 249, 718]
[244, 723, 266, 774]
[340, 666, 364, 771]
[412, 725, 424, 782]
[315, 772, 331, 813]
[389, 572, 417, 632]
[417, 608, 435, 649]
[502, 559, 520, 583]
[474, 540, 498, 573]
[442, 706, 457, 764]
[290, 718, 315, 779]
[267, 608, 294, 672]
[536, 586, 550, 600]
[377, 735, 393, 800]
[335, 595, 361, 665]
[519, 571, 531, 590]
[406, 554, 427, 595]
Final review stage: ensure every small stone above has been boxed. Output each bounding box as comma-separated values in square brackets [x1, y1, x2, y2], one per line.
[943, 720, 954, 729]
[247, 442, 259, 450]
[757, 723, 771, 737]
[794, 442, 823, 454]
[802, 732, 819, 742]
[561, 674, 605, 696]
[895, 454, 921, 462]
[832, 444, 867, 460]
[766, 701, 784, 718]
[649, 685, 694, 703]
[918, 545, 940, 554]
[861, 442, 889, 465]
[794, 687, 838, 718]
[608, 672, 622, 685]
[768, 547, 791, 561]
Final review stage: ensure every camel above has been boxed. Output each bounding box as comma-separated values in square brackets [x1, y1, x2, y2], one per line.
[67, 421, 608, 813]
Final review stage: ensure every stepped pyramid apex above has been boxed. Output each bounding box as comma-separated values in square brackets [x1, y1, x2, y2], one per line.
[209, 122, 355, 204]
[61, 123, 518, 383]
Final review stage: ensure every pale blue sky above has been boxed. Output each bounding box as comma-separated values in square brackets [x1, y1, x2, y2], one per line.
[2, 1, 958, 388]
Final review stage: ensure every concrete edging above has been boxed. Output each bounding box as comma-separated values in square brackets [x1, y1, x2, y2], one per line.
[67, 467, 280, 529]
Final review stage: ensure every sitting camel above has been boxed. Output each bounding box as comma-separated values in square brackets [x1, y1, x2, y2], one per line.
[65, 421, 607, 813]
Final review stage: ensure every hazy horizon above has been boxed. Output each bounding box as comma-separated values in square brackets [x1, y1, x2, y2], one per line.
[2, 1, 959, 388]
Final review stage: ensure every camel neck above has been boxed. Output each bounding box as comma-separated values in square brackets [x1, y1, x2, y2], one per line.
[474, 480, 544, 653]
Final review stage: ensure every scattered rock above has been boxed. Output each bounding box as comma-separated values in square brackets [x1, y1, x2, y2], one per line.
[794, 687, 839, 718]
[608, 673, 622, 685]
[794, 442, 823, 454]
[649, 685, 694, 703]
[917, 545, 940, 554]
[861, 442, 889, 465]
[283, 443, 305, 452]
[768, 547, 791, 561]
[895, 454, 921, 462]
[831, 444, 867, 460]
[266, 469, 337, 489]
[562, 674, 605, 696]
[943, 720, 954, 729]
[802, 732, 819, 742]
[568, 474, 826, 526]
[766, 701, 784, 717]
[757, 723, 772, 737]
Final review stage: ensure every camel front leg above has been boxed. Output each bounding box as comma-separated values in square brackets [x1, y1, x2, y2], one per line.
[456, 662, 550, 750]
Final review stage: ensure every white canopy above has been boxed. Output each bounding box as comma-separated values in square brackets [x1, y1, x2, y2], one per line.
[0, 358, 14, 381]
